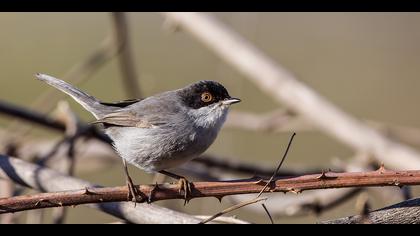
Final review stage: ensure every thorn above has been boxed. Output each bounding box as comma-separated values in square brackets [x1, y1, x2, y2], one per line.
[83, 187, 94, 195]
[287, 188, 302, 194]
[34, 199, 45, 207]
[393, 179, 403, 188]
[316, 170, 337, 180]
[377, 163, 386, 173]
[317, 170, 327, 179]
[253, 177, 265, 185]
[215, 196, 223, 203]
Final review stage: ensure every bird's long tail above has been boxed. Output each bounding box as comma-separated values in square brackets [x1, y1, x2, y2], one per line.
[35, 73, 113, 119]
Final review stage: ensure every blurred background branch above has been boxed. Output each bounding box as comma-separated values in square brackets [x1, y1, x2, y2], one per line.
[320, 197, 420, 224]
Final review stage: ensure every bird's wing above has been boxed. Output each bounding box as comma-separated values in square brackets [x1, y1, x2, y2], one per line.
[99, 98, 143, 108]
[91, 111, 156, 128]
[93, 91, 180, 128]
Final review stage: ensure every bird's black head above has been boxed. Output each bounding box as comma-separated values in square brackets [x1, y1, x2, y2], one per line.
[179, 81, 238, 109]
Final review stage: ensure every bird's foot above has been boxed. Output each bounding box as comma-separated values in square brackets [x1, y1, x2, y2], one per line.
[158, 170, 193, 206]
[177, 177, 192, 206]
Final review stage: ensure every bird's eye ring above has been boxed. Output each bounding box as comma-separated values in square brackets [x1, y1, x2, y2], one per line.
[201, 92, 213, 103]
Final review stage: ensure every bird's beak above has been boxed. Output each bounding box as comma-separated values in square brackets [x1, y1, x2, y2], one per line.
[222, 97, 241, 105]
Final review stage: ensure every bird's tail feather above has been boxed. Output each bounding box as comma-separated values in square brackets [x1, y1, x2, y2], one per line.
[35, 73, 112, 119]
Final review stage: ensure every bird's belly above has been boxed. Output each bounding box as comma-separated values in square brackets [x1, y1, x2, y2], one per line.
[105, 126, 216, 172]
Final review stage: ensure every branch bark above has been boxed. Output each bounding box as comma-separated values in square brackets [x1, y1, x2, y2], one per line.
[2, 155, 420, 214]
[161, 12, 420, 170]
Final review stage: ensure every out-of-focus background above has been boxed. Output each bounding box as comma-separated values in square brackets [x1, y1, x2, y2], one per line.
[1, 12, 420, 223]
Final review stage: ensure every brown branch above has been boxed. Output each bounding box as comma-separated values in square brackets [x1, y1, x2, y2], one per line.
[2, 161, 420, 214]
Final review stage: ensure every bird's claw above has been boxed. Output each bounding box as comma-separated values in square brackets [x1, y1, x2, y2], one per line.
[178, 177, 192, 205]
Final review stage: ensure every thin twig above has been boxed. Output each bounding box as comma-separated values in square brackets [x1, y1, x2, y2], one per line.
[194, 215, 250, 224]
[261, 203, 274, 224]
[201, 132, 296, 224]
[199, 197, 267, 224]
[257, 132, 296, 198]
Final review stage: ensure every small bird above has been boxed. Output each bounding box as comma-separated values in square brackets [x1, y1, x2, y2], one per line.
[35, 73, 240, 203]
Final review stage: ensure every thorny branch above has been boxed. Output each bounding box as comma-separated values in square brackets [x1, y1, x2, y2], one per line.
[2, 155, 420, 214]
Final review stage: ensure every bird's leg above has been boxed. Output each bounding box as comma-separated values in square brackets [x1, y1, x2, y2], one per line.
[122, 159, 141, 204]
[158, 170, 192, 205]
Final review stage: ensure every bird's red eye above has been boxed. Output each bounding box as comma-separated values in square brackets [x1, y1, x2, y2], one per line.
[201, 92, 213, 103]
